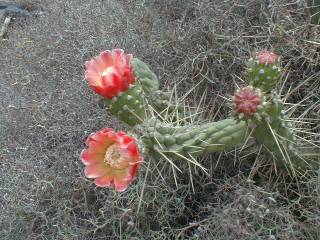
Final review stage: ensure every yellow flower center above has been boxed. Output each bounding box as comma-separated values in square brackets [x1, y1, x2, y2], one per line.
[102, 67, 114, 77]
[104, 143, 124, 167]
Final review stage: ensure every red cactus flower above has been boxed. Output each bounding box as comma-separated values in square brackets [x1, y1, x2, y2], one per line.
[85, 49, 135, 99]
[256, 50, 279, 65]
[81, 128, 143, 192]
[234, 87, 262, 116]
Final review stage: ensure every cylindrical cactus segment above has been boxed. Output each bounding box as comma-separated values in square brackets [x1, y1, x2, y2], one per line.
[131, 58, 159, 95]
[231, 85, 314, 172]
[247, 50, 281, 92]
[142, 118, 248, 159]
[251, 97, 301, 170]
[103, 84, 146, 126]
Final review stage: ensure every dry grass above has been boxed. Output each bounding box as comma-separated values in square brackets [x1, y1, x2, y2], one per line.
[0, 0, 319, 239]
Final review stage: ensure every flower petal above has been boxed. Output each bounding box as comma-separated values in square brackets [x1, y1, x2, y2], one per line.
[100, 50, 113, 67]
[114, 175, 129, 192]
[125, 54, 133, 65]
[95, 175, 114, 187]
[80, 149, 103, 166]
[84, 163, 110, 178]
[87, 129, 115, 144]
[112, 49, 125, 65]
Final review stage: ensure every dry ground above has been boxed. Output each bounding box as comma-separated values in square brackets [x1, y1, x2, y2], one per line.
[0, 0, 319, 239]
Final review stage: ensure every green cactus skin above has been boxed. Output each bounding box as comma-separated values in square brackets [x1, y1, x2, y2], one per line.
[251, 94, 317, 172]
[131, 58, 159, 94]
[231, 83, 318, 172]
[247, 52, 281, 92]
[103, 84, 146, 126]
[142, 118, 248, 159]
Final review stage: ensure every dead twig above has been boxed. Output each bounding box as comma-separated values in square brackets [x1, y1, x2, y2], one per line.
[0, 16, 11, 40]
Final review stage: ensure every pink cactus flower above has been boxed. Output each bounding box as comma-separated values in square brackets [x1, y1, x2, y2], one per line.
[81, 128, 143, 192]
[256, 50, 279, 65]
[85, 49, 135, 99]
[234, 87, 262, 116]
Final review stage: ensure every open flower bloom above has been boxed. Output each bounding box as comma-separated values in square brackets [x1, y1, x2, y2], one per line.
[256, 50, 279, 65]
[85, 49, 135, 99]
[81, 128, 142, 192]
[234, 86, 262, 116]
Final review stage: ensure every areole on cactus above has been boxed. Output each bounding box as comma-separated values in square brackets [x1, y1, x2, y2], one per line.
[81, 48, 319, 191]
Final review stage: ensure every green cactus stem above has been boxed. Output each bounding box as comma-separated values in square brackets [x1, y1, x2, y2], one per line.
[250, 94, 318, 172]
[141, 118, 248, 160]
[103, 84, 146, 126]
[247, 51, 281, 92]
[131, 58, 159, 94]
[232, 86, 317, 172]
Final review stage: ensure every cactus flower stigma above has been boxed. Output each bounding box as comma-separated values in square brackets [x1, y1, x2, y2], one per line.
[234, 86, 262, 116]
[85, 49, 135, 99]
[81, 128, 142, 192]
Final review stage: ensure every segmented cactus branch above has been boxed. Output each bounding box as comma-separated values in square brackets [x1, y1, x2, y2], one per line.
[141, 118, 248, 160]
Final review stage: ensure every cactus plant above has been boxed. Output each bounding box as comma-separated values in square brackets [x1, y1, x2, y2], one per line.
[81, 48, 319, 191]
[247, 50, 281, 92]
